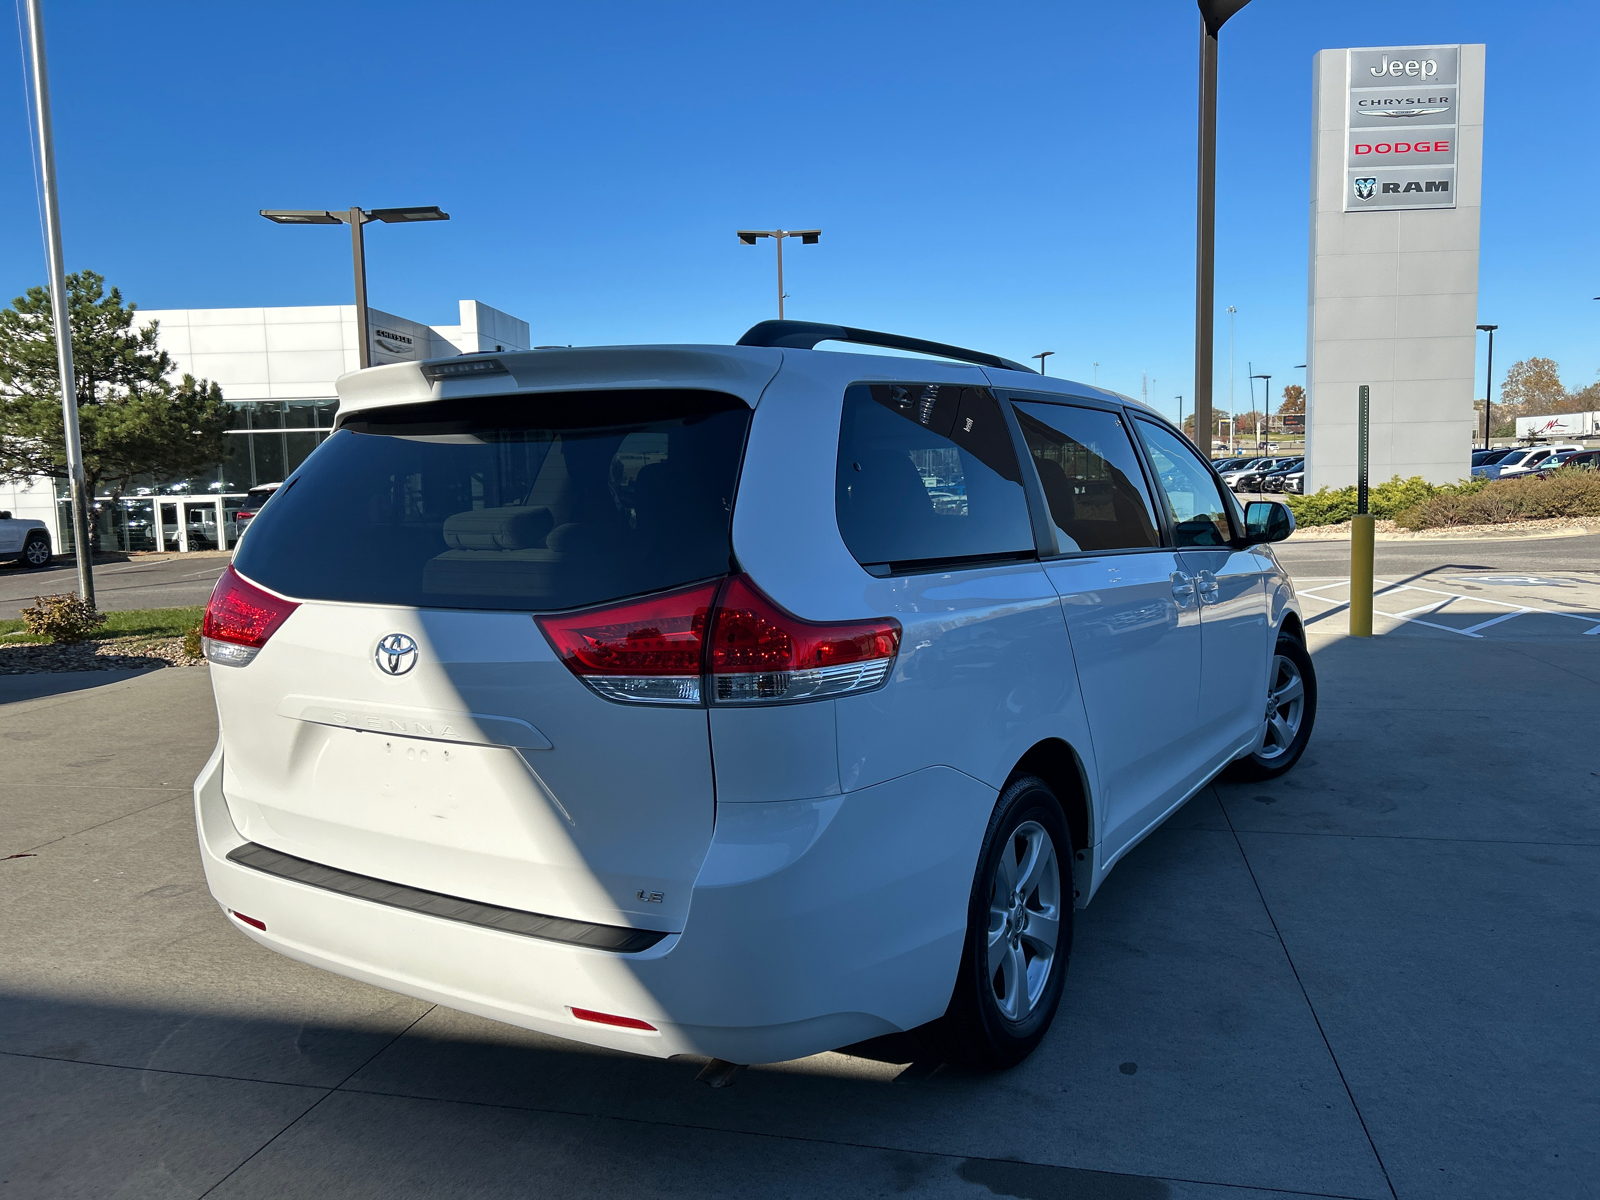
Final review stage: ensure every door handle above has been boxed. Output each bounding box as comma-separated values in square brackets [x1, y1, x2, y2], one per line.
[1195, 571, 1220, 604]
[1170, 571, 1196, 604]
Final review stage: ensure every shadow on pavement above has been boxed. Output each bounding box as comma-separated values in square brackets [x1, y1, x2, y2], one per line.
[0, 668, 168, 707]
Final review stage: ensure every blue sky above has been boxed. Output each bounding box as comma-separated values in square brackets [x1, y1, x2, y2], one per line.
[3, 1, 1597, 423]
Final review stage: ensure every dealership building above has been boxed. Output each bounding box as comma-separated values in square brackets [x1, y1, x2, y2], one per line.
[0, 298, 528, 553]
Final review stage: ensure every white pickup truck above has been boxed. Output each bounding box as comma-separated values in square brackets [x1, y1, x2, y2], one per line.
[0, 511, 53, 569]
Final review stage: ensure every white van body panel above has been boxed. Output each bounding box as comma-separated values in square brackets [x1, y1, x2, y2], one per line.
[197, 341, 1305, 1066]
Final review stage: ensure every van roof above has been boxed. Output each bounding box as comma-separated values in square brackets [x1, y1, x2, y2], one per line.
[333, 328, 1149, 422]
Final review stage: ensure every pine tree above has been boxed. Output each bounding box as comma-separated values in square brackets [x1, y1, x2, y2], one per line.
[0, 271, 229, 500]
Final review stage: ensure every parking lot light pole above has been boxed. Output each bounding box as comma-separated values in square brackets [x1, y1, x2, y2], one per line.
[736, 229, 820, 320]
[1033, 351, 1054, 375]
[24, 0, 93, 604]
[1226, 306, 1237, 454]
[1194, 0, 1253, 469]
[1476, 324, 1498, 449]
[1251, 372, 1271, 455]
[260, 206, 449, 368]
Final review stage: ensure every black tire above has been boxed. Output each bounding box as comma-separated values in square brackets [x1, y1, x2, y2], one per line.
[921, 774, 1073, 1070]
[21, 532, 52, 569]
[1224, 630, 1317, 781]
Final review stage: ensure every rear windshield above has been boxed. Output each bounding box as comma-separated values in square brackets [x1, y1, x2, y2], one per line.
[233, 389, 750, 612]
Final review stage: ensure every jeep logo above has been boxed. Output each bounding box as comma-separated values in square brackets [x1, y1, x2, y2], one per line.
[1369, 54, 1438, 79]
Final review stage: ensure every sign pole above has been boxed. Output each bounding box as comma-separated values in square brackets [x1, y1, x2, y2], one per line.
[24, 0, 94, 605]
[1350, 383, 1374, 637]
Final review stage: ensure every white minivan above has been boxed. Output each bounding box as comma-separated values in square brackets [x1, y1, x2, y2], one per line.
[195, 322, 1314, 1070]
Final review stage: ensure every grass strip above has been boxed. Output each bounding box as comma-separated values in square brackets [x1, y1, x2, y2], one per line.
[0, 604, 205, 646]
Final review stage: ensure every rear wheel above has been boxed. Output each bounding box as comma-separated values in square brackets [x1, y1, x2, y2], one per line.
[922, 774, 1072, 1070]
[22, 533, 51, 569]
[1225, 631, 1317, 781]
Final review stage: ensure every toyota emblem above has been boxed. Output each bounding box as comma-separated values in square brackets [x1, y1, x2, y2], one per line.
[375, 633, 419, 676]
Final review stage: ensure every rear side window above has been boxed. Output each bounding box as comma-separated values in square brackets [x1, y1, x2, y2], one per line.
[835, 382, 1035, 572]
[1012, 402, 1160, 553]
[233, 389, 750, 612]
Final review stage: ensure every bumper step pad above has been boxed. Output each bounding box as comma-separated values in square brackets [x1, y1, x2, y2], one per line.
[225, 842, 668, 954]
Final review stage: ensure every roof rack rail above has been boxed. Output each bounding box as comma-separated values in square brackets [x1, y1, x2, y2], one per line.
[736, 320, 1033, 374]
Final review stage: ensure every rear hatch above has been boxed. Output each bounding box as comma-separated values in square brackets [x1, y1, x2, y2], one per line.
[211, 383, 755, 933]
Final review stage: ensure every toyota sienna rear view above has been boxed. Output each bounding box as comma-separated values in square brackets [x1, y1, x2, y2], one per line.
[196, 321, 1314, 1070]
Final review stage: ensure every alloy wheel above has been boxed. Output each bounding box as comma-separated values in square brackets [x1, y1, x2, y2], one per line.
[1258, 653, 1306, 761]
[986, 820, 1061, 1022]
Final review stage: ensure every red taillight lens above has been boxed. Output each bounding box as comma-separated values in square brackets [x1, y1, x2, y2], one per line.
[537, 576, 899, 706]
[536, 581, 718, 704]
[708, 576, 900, 704]
[201, 566, 299, 667]
[570, 1006, 657, 1032]
[230, 910, 267, 931]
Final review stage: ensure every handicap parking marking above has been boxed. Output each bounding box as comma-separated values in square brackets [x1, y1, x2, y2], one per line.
[1296, 577, 1600, 638]
[1451, 574, 1573, 588]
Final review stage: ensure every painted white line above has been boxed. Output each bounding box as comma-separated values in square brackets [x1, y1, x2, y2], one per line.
[1293, 577, 1600, 637]
[1458, 610, 1532, 635]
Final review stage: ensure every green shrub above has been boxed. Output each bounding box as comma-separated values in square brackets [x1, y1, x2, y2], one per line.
[1394, 468, 1600, 529]
[20, 592, 108, 643]
[1285, 475, 1484, 527]
[183, 623, 204, 659]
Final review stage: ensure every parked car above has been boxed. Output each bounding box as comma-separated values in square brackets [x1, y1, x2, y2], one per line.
[1471, 448, 1514, 469]
[232, 483, 282, 536]
[1260, 460, 1305, 493]
[0, 510, 52, 568]
[1214, 458, 1268, 488]
[161, 506, 238, 550]
[1474, 445, 1584, 480]
[196, 323, 1314, 1071]
[1534, 449, 1600, 477]
[1275, 468, 1305, 495]
[1222, 457, 1299, 492]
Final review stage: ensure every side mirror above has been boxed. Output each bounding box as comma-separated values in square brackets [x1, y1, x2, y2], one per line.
[1242, 500, 1294, 545]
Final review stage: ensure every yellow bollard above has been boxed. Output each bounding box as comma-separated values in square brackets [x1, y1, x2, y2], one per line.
[1349, 513, 1375, 637]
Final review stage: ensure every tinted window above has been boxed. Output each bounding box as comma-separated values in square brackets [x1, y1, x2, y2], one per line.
[836, 382, 1034, 570]
[1135, 419, 1235, 548]
[1012, 402, 1159, 553]
[234, 390, 750, 611]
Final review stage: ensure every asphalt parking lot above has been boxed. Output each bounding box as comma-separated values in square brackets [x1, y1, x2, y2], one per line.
[3, 537, 1597, 1199]
[0, 553, 229, 621]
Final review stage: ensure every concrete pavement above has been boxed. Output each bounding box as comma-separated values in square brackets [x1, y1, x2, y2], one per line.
[3, 545, 1597, 1198]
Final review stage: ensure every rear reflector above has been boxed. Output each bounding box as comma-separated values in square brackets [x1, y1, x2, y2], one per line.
[536, 581, 717, 704]
[570, 1007, 658, 1032]
[229, 910, 267, 931]
[538, 576, 899, 706]
[708, 576, 900, 704]
[202, 566, 300, 667]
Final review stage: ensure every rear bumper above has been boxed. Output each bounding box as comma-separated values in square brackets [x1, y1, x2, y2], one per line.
[194, 745, 992, 1064]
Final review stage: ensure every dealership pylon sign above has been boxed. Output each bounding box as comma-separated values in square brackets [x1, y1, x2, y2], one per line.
[1305, 43, 1485, 493]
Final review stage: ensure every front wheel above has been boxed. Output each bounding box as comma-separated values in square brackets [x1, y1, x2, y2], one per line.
[1225, 631, 1317, 781]
[920, 774, 1072, 1070]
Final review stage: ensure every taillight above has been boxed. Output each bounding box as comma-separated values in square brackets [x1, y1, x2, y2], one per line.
[201, 566, 300, 668]
[536, 581, 717, 704]
[708, 576, 899, 704]
[537, 576, 900, 706]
